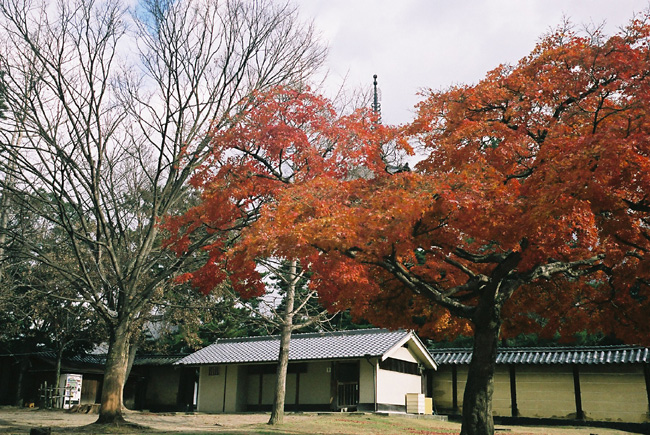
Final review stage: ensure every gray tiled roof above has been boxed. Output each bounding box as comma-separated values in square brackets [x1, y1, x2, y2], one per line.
[176, 329, 410, 366]
[133, 355, 187, 366]
[0, 351, 185, 367]
[69, 353, 185, 366]
[430, 345, 650, 365]
[21, 351, 107, 366]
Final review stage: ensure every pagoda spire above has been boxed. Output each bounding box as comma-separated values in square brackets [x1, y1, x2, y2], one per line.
[372, 74, 381, 123]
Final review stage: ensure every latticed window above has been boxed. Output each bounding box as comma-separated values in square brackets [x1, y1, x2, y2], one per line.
[379, 358, 419, 375]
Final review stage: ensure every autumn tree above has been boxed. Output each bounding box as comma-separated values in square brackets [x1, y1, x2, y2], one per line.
[228, 18, 650, 435]
[164, 86, 394, 423]
[0, 0, 324, 424]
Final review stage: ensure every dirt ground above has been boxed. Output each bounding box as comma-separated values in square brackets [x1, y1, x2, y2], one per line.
[0, 407, 640, 435]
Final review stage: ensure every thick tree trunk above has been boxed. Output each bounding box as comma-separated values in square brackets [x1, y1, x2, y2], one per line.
[96, 323, 132, 425]
[460, 307, 501, 435]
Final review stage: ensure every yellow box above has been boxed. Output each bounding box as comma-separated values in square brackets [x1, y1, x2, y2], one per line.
[425, 397, 433, 415]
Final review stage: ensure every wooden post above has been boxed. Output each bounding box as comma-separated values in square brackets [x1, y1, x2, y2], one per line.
[222, 366, 228, 413]
[452, 365, 458, 413]
[509, 365, 518, 417]
[295, 371, 300, 407]
[258, 372, 263, 406]
[330, 362, 337, 411]
[643, 363, 650, 413]
[572, 364, 584, 420]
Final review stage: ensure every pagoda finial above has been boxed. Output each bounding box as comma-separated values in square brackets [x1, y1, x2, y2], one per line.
[372, 74, 381, 123]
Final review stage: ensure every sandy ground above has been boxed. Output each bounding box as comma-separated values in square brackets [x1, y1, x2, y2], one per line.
[0, 407, 267, 433]
[0, 407, 640, 435]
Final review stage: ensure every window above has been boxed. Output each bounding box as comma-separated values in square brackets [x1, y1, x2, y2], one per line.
[379, 358, 419, 375]
[208, 366, 219, 376]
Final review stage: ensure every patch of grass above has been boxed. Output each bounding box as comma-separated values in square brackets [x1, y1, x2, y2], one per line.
[36, 415, 455, 435]
[245, 414, 460, 435]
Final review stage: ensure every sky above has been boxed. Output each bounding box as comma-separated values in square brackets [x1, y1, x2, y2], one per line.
[293, 0, 648, 125]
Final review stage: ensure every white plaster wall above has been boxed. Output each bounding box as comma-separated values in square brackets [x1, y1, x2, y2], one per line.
[244, 361, 331, 407]
[245, 372, 276, 406]
[431, 365, 468, 412]
[296, 361, 331, 405]
[223, 365, 241, 412]
[246, 372, 261, 405]
[261, 373, 275, 404]
[197, 366, 225, 413]
[516, 365, 576, 418]
[377, 344, 424, 406]
[285, 373, 297, 404]
[433, 363, 650, 423]
[386, 346, 419, 363]
[491, 366, 512, 416]
[197, 365, 246, 413]
[235, 367, 248, 411]
[576, 364, 648, 423]
[359, 358, 377, 404]
[376, 368, 422, 406]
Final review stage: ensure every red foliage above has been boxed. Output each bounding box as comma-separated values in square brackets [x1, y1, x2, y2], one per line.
[230, 19, 650, 345]
[165, 18, 650, 346]
[162, 86, 401, 299]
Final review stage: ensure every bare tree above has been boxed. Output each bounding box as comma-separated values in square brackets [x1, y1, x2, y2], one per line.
[255, 259, 332, 425]
[0, 0, 325, 424]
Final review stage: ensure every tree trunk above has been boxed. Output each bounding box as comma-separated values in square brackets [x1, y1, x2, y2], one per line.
[460, 305, 501, 435]
[54, 345, 64, 390]
[13, 356, 28, 407]
[0, 130, 21, 282]
[268, 321, 292, 425]
[124, 339, 139, 391]
[268, 260, 298, 425]
[96, 323, 132, 425]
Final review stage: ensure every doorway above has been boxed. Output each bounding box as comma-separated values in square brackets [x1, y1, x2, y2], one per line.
[333, 361, 359, 410]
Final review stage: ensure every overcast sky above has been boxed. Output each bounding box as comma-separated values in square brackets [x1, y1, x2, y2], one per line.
[293, 1, 648, 125]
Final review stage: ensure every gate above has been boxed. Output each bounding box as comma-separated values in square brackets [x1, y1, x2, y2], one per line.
[336, 381, 359, 408]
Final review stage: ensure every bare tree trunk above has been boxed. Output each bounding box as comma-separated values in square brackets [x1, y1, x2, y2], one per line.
[97, 323, 132, 425]
[54, 345, 65, 391]
[0, 177, 10, 279]
[0, 130, 21, 280]
[268, 260, 297, 425]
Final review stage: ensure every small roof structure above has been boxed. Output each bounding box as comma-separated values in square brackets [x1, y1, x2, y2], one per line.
[176, 328, 437, 369]
[133, 355, 187, 366]
[0, 351, 186, 372]
[430, 345, 650, 365]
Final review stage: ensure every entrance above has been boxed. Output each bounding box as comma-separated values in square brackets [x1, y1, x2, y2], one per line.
[333, 361, 359, 410]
